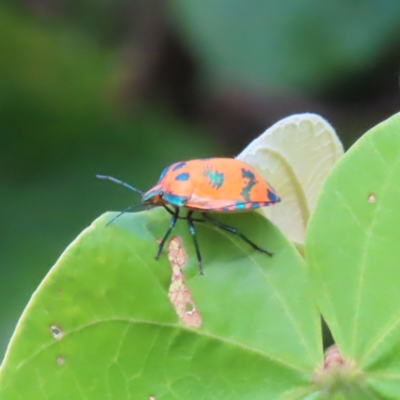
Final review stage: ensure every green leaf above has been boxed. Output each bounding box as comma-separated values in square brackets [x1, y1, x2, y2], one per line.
[0, 208, 321, 399]
[306, 113, 400, 397]
[238, 113, 343, 249]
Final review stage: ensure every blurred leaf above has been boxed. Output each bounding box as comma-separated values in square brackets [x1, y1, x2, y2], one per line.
[306, 113, 400, 397]
[169, 1, 400, 92]
[0, 5, 117, 176]
[0, 209, 322, 399]
[238, 113, 343, 249]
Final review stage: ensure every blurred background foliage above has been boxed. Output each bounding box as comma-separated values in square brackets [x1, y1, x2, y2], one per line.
[1, 0, 399, 362]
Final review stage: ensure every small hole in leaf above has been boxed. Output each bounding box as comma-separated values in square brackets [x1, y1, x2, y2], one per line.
[368, 194, 376, 203]
[185, 302, 195, 314]
[50, 325, 63, 339]
[57, 356, 65, 365]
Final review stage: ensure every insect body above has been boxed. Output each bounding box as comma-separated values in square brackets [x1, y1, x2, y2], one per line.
[97, 158, 280, 274]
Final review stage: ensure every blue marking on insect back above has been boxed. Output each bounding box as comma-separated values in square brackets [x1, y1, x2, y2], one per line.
[163, 193, 187, 207]
[267, 189, 279, 203]
[234, 202, 246, 210]
[241, 168, 256, 201]
[204, 167, 224, 189]
[158, 166, 169, 182]
[251, 202, 260, 209]
[172, 162, 186, 171]
[143, 187, 163, 202]
[176, 172, 190, 181]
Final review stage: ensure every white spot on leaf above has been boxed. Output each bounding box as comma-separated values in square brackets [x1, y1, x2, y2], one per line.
[50, 325, 63, 339]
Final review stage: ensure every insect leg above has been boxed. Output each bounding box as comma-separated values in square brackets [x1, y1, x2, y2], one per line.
[163, 204, 205, 222]
[163, 204, 176, 216]
[157, 207, 179, 259]
[187, 211, 203, 275]
[202, 213, 273, 256]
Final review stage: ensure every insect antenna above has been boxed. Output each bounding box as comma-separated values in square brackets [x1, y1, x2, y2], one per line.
[96, 174, 143, 195]
[106, 203, 146, 226]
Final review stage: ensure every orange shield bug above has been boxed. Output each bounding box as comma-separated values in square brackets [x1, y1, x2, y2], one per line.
[97, 158, 280, 274]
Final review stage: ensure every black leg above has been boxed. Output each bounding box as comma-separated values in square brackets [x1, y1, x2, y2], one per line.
[202, 213, 273, 256]
[157, 207, 179, 259]
[163, 204, 205, 222]
[187, 211, 204, 275]
[163, 204, 176, 216]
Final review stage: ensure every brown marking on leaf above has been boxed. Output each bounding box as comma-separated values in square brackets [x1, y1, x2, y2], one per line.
[166, 236, 202, 327]
[57, 356, 65, 365]
[368, 193, 376, 203]
[57, 290, 62, 295]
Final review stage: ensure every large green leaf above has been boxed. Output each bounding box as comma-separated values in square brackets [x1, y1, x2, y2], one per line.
[306, 113, 400, 398]
[0, 208, 321, 399]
